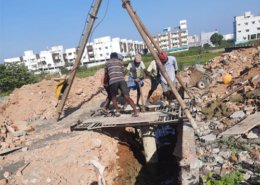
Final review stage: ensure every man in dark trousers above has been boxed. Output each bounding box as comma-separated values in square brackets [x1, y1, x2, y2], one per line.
[104, 52, 138, 117]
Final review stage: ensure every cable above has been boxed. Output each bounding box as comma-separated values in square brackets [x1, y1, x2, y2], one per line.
[77, 0, 96, 48]
[89, 0, 110, 42]
[89, 0, 110, 64]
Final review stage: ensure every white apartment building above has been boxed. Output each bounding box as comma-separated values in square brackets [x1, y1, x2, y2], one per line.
[234, 11, 260, 44]
[22, 50, 39, 71]
[187, 35, 200, 47]
[4, 37, 145, 73]
[153, 20, 189, 53]
[75, 36, 145, 68]
[4, 46, 66, 73]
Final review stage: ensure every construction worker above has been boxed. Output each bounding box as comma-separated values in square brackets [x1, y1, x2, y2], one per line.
[100, 70, 111, 113]
[104, 52, 138, 117]
[158, 51, 178, 106]
[146, 59, 161, 104]
[126, 53, 146, 107]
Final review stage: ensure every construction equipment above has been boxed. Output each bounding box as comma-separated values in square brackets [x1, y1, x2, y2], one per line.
[55, 0, 202, 135]
[188, 65, 212, 89]
[54, 78, 68, 100]
[121, 0, 199, 133]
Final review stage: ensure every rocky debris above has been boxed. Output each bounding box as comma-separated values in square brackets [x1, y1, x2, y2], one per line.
[179, 47, 260, 183]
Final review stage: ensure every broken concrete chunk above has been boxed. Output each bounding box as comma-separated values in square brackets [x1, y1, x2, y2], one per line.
[219, 150, 231, 160]
[200, 134, 217, 143]
[230, 110, 246, 119]
[246, 131, 258, 139]
[0, 179, 8, 185]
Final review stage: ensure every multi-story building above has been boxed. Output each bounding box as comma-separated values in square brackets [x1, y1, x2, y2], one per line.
[4, 37, 145, 73]
[65, 36, 145, 68]
[153, 20, 189, 53]
[234, 11, 260, 44]
[187, 35, 200, 47]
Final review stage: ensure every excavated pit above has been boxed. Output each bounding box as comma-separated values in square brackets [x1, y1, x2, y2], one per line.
[101, 124, 181, 185]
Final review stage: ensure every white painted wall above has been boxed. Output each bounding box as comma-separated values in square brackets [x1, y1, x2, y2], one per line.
[234, 11, 260, 44]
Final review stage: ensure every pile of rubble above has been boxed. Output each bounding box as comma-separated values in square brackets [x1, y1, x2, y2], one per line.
[181, 47, 260, 183]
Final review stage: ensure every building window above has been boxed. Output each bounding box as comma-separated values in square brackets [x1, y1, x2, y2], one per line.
[252, 21, 255, 24]
[100, 54, 103, 57]
[257, 33, 260, 38]
[246, 29, 249, 32]
[257, 27, 260, 30]
[238, 30, 241, 33]
[245, 22, 248, 25]
[251, 34, 256, 40]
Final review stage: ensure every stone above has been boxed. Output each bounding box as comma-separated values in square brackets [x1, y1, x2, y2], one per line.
[214, 155, 224, 164]
[238, 151, 250, 162]
[3, 172, 10, 179]
[212, 148, 220, 154]
[90, 139, 102, 149]
[244, 106, 255, 115]
[201, 134, 216, 143]
[22, 147, 28, 152]
[190, 159, 203, 169]
[0, 179, 8, 185]
[46, 177, 51, 183]
[243, 170, 252, 180]
[196, 147, 204, 157]
[230, 110, 245, 119]
[246, 131, 258, 139]
[219, 150, 231, 160]
[213, 166, 221, 175]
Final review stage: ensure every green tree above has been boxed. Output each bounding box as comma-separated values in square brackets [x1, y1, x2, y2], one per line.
[210, 33, 223, 46]
[203, 43, 211, 49]
[0, 63, 37, 93]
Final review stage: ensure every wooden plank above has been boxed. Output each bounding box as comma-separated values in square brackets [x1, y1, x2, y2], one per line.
[220, 113, 260, 136]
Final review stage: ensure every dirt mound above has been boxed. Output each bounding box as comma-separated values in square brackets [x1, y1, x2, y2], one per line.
[0, 70, 106, 124]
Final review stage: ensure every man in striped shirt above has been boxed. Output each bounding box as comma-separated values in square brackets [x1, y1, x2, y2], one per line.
[104, 52, 138, 117]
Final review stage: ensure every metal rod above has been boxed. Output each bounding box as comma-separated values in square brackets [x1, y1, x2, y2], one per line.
[55, 0, 102, 121]
[121, 0, 198, 130]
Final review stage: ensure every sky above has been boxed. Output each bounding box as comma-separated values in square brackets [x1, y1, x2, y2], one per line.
[0, 0, 260, 63]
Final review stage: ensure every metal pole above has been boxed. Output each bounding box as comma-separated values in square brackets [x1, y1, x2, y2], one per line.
[122, 0, 198, 130]
[55, 0, 102, 121]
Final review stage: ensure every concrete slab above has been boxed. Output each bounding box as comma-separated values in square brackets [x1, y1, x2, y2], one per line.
[220, 112, 260, 136]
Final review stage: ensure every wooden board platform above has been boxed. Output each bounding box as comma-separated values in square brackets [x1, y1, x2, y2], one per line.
[72, 112, 181, 130]
[220, 112, 260, 136]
